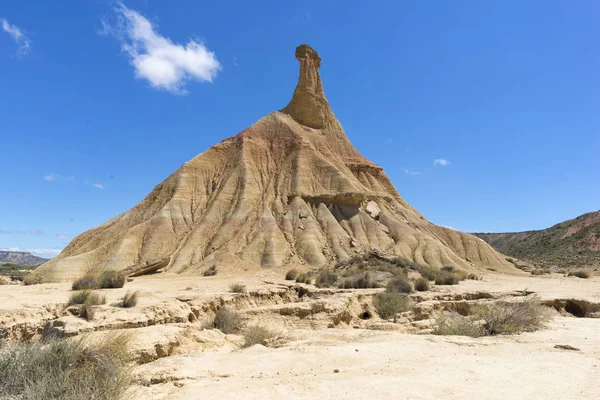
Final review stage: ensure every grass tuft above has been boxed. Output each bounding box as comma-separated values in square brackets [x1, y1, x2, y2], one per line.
[229, 283, 247, 293]
[0, 334, 132, 400]
[385, 277, 413, 294]
[315, 270, 338, 288]
[208, 307, 243, 334]
[295, 273, 312, 284]
[414, 277, 430, 292]
[242, 325, 275, 348]
[121, 291, 139, 308]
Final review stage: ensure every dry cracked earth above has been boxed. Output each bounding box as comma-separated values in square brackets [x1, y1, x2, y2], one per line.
[1, 270, 599, 399]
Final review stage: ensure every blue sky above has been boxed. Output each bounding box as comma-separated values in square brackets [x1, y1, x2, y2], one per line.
[1, 1, 599, 258]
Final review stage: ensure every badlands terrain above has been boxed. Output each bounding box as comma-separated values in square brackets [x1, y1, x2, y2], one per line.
[1, 269, 599, 399]
[1, 45, 598, 399]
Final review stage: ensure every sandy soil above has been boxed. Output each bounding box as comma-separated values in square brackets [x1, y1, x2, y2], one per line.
[2, 271, 599, 399]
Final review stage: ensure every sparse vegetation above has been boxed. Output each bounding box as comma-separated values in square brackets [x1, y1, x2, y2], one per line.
[285, 269, 298, 280]
[230, 283, 247, 293]
[414, 277, 430, 291]
[0, 334, 131, 400]
[568, 269, 590, 279]
[121, 290, 139, 308]
[338, 272, 380, 289]
[98, 270, 125, 288]
[531, 267, 551, 275]
[295, 273, 312, 284]
[315, 270, 338, 288]
[433, 296, 551, 337]
[68, 289, 94, 306]
[385, 277, 412, 293]
[203, 265, 217, 276]
[0, 263, 37, 278]
[208, 307, 244, 334]
[23, 272, 46, 285]
[373, 293, 411, 319]
[434, 271, 459, 285]
[70, 291, 106, 321]
[242, 325, 275, 348]
[72, 270, 126, 290]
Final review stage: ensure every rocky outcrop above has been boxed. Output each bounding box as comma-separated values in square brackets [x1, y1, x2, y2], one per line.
[32, 44, 514, 282]
[0, 251, 47, 266]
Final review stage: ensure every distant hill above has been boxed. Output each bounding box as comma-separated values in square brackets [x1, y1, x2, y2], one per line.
[474, 210, 600, 268]
[0, 251, 48, 267]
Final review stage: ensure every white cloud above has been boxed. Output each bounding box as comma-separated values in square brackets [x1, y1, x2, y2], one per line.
[1, 18, 31, 56]
[102, 3, 221, 94]
[433, 159, 450, 167]
[56, 234, 72, 241]
[92, 183, 104, 189]
[44, 174, 76, 182]
[0, 247, 61, 258]
[0, 229, 43, 235]
[404, 169, 421, 176]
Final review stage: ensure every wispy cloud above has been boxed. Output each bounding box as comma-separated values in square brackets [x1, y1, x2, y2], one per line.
[404, 169, 421, 176]
[56, 234, 72, 241]
[44, 174, 76, 182]
[0, 229, 43, 235]
[92, 183, 104, 189]
[433, 159, 450, 167]
[0, 247, 61, 258]
[1, 18, 31, 56]
[101, 3, 221, 94]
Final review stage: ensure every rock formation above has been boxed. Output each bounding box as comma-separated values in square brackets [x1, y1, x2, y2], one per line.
[34, 44, 514, 281]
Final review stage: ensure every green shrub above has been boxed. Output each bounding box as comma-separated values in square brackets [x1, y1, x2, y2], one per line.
[121, 291, 139, 308]
[210, 307, 243, 334]
[414, 278, 430, 292]
[203, 266, 217, 276]
[386, 277, 413, 294]
[0, 334, 131, 400]
[285, 269, 298, 280]
[295, 273, 312, 284]
[568, 269, 590, 279]
[242, 325, 274, 348]
[230, 283, 247, 293]
[373, 293, 411, 319]
[315, 270, 338, 288]
[98, 270, 125, 289]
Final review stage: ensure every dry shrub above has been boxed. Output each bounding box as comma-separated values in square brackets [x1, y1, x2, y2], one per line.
[209, 307, 243, 334]
[0, 334, 131, 400]
[373, 293, 411, 319]
[23, 272, 46, 286]
[339, 272, 380, 289]
[433, 296, 551, 337]
[68, 290, 93, 306]
[78, 291, 106, 321]
[203, 266, 217, 276]
[531, 268, 551, 275]
[414, 277, 430, 292]
[72, 270, 125, 290]
[295, 273, 312, 284]
[432, 312, 485, 337]
[285, 269, 298, 280]
[434, 271, 459, 285]
[568, 269, 590, 279]
[242, 325, 274, 348]
[315, 270, 338, 288]
[386, 277, 413, 294]
[230, 283, 247, 293]
[98, 270, 125, 289]
[72, 273, 99, 290]
[121, 291, 139, 308]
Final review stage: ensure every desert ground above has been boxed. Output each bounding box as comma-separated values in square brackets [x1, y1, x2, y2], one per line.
[1, 269, 599, 399]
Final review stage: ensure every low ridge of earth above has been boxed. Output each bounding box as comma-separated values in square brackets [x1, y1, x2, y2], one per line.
[31, 45, 513, 282]
[474, 210, 600, 268]
[0, 251, 47, 267]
